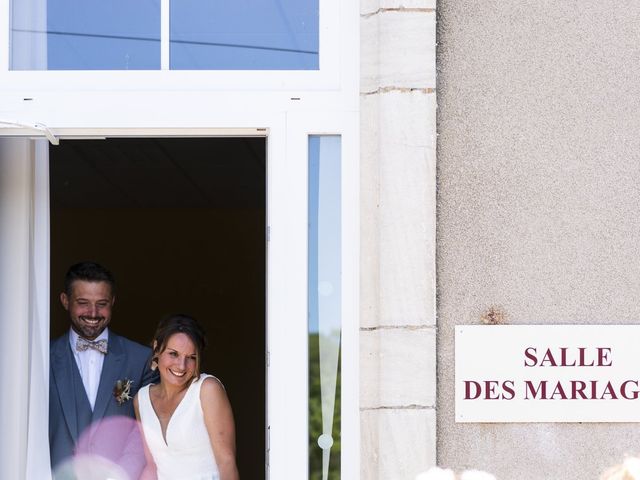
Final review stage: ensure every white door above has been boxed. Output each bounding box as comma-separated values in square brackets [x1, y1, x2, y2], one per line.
[0, 110, 358, 479]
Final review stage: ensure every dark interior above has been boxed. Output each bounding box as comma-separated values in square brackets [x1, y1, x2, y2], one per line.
[49, 137, 266, 479]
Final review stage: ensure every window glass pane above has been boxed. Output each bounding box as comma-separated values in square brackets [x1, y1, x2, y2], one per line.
[308, 135, 341, 480]
[11, 0, 160, 70]
[170, 0, 318, 70]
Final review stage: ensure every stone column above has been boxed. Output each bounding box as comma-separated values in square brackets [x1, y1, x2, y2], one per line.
[360, 1, 437, 478]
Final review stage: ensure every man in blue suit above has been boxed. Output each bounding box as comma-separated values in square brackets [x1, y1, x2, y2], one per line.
[49, 262, 156, 478]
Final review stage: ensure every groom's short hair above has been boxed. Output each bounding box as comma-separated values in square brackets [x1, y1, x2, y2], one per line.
[64, 261, 116, 295]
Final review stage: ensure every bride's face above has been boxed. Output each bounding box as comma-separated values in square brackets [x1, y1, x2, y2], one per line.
[157, 332, 198, 387]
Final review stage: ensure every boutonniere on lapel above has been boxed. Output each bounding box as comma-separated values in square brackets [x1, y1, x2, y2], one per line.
[113, 379, 134, 405]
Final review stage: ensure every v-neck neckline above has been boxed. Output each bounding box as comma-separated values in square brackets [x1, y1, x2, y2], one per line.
[148, 381, 193, 446]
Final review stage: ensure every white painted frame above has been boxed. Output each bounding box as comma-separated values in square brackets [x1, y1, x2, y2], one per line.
[0, 0, 340, 92]
[0, 0, 359, 475]
[270, 111, 360, 479]
[0, 0, 358, 148]
[4, 113, 359, 479]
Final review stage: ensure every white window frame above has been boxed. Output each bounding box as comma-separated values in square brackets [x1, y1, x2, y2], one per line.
[0, 0, 359, 476]
[0, 0, 357, 137]
[16, 110, 359, 478]
[270, 110, 359, 479]
[0, 0, 340, 92]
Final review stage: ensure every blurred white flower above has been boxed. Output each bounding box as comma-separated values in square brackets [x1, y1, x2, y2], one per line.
[601, 457, 640, 480]
[415, 467, 497, 480]
[624, 458, 640, 478]
[416, 467, 457, 480]
[460, 470, 497, 480]
[53, 454, 129, 480]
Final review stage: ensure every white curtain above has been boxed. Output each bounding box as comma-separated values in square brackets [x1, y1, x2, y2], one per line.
[0, 138, 51, 479]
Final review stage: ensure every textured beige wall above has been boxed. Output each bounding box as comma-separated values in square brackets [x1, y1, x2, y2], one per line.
[437, 1, 640, 478]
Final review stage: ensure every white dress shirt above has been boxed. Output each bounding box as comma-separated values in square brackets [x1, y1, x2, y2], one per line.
[69, 328, 108, 410]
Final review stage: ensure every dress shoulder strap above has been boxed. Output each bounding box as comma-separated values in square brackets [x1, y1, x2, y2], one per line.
[193, 373, 225, 394]
[139, 383, 151, 397]
[137, 383, 153, 411]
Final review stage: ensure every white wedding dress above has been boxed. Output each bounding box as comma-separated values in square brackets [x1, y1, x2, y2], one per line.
[138, 374, 220, 480]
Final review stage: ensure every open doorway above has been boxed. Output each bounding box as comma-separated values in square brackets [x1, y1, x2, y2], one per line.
[49, 137, 266, 479]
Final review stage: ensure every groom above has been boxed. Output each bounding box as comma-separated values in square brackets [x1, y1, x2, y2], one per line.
[49, 262, 156, 478]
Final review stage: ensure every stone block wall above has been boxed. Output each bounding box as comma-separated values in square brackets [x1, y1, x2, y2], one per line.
[360, 1, 437, 477]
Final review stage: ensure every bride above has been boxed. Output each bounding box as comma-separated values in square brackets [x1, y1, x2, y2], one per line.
[134, 314, 240, 480]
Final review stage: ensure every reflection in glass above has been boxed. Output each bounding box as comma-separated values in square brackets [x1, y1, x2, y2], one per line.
[170, 0, 318, 70]
[11, 0, 160, 70]
[309, 136, 341, 480]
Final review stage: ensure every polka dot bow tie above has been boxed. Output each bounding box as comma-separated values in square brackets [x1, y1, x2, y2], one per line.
[76, 337, 108, 354]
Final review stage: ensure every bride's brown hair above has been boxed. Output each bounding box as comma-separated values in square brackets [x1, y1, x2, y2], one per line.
[151, 314, 207, 380]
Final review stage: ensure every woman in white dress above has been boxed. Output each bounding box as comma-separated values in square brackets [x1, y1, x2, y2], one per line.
[134, 314, 240, 480]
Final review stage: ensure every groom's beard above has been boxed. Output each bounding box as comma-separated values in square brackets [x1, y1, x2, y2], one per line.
[73, 315, 109, 340]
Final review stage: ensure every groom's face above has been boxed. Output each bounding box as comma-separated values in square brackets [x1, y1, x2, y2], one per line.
[60, 280, 115, 340]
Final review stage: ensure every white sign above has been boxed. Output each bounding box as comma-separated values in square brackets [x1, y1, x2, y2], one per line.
[455, 325, 640, 422]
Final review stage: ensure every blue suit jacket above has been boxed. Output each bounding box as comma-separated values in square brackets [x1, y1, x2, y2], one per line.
[49, 331, 156, 478]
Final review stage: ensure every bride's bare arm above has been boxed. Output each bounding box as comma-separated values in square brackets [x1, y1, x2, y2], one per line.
[201, 377, 240, 480]
[134, 395, 158, 480]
